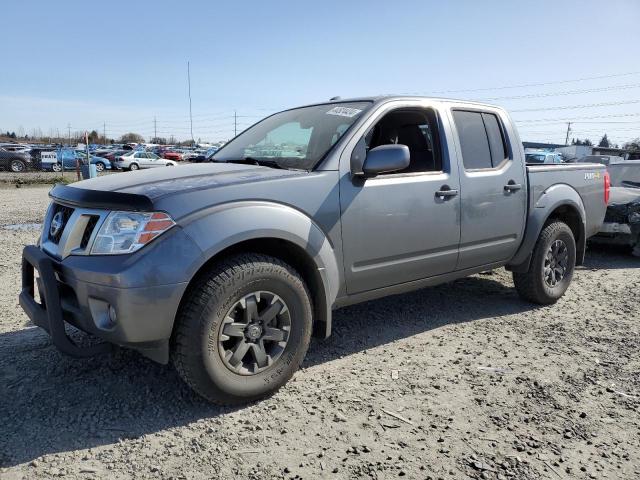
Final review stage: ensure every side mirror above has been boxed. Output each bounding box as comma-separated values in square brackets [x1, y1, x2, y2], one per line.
[362, 144, 410, 177]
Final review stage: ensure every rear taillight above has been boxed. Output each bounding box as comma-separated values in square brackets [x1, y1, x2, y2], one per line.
[604, 170, 610, 205]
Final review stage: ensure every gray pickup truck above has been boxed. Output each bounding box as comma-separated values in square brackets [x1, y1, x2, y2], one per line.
[20, 96, 608, 405]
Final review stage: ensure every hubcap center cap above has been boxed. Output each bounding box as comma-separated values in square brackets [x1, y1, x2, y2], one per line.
[245, 324, 262, 340]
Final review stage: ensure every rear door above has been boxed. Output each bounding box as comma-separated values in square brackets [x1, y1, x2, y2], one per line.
[449, 108, 527, 270]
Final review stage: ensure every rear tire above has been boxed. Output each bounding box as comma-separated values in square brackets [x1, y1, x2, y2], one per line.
[129, 163, 139, 171]
[172, 253, 313, 405]
[513, 221, 576, 305]
[95, 162, 105, 172]
[52, 162, 63, 173]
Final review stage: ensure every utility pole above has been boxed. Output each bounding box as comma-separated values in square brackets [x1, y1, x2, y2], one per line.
[234, 110, 237, 137]
[103, 121, 106, 144]
[187, 61, 194, 145]
[564, 122, 572, 146]
[67, 123, 71, 146]
[154, 116, 157, 141]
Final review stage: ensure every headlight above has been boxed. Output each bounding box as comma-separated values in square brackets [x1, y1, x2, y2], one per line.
[91, 211, 175, 255]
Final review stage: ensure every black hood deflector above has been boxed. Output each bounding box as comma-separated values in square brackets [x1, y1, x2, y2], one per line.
[50, 184, 154, 211]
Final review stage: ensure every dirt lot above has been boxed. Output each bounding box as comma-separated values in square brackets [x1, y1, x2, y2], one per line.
[1, 185, 639, 480]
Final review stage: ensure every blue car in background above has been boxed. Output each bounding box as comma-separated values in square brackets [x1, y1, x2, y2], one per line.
[43, 148, 112, 172]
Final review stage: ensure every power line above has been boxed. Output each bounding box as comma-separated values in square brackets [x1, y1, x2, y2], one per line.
[482, 82, 640, 101]
[515, 112, 640, 123]
[510, 99, 640, 113]
[424, 70, 640, 94]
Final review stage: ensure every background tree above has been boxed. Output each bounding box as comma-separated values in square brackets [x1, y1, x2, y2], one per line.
[88, 130, 100, 143]
[120, 132, 145, 143]
[598, 134, 610, 148]
[623, 138, 640, 152]
[150, 137, 167, 145]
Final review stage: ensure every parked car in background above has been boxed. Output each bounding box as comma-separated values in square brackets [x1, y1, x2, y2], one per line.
[163, 150, 183, 161]
[114, 151, 178, 170]
[525, 151, 564, 164]
[0, 143, 31, 153]
[102, 149, 129, 163]
[591, 186, 640, 256]
[0, 147, 33, 172]
[37, 149, 112, 172]
[188, 147, 218, 163]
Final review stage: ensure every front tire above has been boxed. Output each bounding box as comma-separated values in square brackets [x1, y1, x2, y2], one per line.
[94, 161, 105, 172]
[513, 221, 576, 305]
[172, 254, 313, 405]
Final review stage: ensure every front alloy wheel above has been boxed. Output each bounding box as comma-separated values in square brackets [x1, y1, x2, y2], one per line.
[219, 291, 291, 375]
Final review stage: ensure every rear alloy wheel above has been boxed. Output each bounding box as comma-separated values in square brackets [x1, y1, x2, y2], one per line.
[10, 160, 26, 172]
[129, 163, 139, 171]
[172, 253, 312, 405]
[52, 162, 63, 172]
[94, 162, 105, 172]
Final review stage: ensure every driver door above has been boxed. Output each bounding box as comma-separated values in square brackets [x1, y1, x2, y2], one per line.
[339, 103, 461, 294]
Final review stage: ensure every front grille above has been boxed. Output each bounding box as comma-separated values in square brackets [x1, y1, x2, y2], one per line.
[80, 216, 99, 249]
[48, 204, 75, 244]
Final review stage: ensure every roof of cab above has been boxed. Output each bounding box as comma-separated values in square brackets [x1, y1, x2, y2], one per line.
[294, 94, 503, 111]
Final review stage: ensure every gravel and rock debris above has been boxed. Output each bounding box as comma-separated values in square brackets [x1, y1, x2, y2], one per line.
[1, 185, 639, 479]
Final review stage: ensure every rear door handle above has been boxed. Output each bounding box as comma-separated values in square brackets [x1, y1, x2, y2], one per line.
[504, 182, 522, 192]
[435, 188, 459, 200]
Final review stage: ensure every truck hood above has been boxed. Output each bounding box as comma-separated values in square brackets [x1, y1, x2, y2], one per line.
[68, 162, 306, 200]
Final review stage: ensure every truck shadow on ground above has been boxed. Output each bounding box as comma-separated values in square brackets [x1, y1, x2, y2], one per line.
[1, 249, 637, 467]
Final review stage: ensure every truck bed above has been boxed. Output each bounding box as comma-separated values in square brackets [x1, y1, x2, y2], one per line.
[526, 162, 608, 240]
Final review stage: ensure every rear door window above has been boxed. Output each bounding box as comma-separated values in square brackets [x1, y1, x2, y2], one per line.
[453, 110, 509, 170]
[452, 110, 492, 170]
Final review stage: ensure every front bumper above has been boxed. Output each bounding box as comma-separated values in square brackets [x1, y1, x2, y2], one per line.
[19, 245, 189, 363]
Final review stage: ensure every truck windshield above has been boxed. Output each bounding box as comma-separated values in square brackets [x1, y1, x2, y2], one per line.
[212, 102, 371, 170]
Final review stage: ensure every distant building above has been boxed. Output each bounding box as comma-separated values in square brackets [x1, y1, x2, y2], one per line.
[555, 145, 630, 161]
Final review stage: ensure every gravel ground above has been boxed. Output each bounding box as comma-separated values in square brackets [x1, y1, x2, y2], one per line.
[1, 185, 639, 480]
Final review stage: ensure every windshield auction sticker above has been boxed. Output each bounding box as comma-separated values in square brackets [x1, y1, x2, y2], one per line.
[326, 106, 362, 118]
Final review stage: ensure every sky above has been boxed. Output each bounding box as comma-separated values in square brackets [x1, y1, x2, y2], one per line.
[1, 0, 639, 145]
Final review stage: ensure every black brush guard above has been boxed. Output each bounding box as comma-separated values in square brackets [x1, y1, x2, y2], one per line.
[19, 245, 111, 357]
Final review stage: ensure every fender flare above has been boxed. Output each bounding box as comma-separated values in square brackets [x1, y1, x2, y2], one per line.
[179, 201, 340, 337]
[507, 184, 586, 272]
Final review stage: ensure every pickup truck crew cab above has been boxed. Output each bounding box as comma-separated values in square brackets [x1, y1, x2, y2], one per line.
[20, 97, 608, 405]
